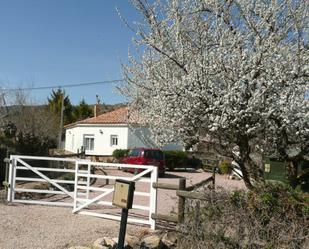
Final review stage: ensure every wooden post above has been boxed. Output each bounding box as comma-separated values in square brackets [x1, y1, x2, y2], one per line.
[212, 165, 216, 187]
[177, 178, 186, 249]
[178, 178, 186, 224]
[194, 201, 201, 231]
[4, 152, 10, 198]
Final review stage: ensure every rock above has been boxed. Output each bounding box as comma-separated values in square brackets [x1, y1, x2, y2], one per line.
[105, 237, 117, 248]
[93, 237, 117, 249]
[141, 235, 162, 249]
[161, 232, 177, 247]
[125, 235, 141, 248]
[112, 235, 131, 249]
[68, 247, 91, 249]
[93, 238, 106, 249]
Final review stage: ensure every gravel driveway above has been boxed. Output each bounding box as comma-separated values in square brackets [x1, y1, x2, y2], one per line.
[0, 170, 245, 249]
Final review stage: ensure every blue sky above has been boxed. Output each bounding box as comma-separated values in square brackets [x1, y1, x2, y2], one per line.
[0, 0, 141, 105]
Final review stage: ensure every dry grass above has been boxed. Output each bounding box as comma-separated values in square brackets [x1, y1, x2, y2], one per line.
[0, 189, 6, 203]
[179, 184, 309, 249]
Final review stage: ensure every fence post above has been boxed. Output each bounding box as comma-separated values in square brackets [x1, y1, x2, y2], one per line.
[212, 165, 216, 187]
[73, 161, 79, 212]
[178, 178, 186, 224]
[3, 154, 10, 200]
[7, 155, 15, 202]
[149, 166, 158, 230]
[81, 146, 85, 159]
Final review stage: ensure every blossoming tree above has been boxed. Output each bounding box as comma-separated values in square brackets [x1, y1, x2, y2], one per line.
[122, 0, 309, 189]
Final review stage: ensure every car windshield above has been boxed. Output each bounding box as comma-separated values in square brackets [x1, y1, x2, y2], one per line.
[144, 150, 164, 160]
[128, 149, 140, 157]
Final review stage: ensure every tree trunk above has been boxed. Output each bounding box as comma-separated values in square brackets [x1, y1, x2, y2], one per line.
[248, 157, 265, 183]
[237, 160, 254, 190]
[288, 161, 299, 188]
[237, 137, 264, 190]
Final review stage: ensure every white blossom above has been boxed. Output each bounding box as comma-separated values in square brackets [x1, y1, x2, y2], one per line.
[122, 0, 309, 189]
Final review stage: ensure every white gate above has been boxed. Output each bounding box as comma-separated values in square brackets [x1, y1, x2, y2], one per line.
[73, 161, 158, 229]
[7, 155, 158, 229]
[7, 155, 90, 207]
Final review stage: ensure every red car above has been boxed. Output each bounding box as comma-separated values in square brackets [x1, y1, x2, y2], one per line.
[122, 148, 166, 176]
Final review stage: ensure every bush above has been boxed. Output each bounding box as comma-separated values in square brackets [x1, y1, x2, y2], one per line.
[164, 150, 188, 170]
[112, 149, 129, 159]
[218, 160, 230, 174]
[15, 132, 56, 156]
[187, 156, 203, 169]
[179, 183, 309, 249]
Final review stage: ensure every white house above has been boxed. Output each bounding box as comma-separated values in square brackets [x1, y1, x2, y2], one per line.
[64, 107, 183, 155]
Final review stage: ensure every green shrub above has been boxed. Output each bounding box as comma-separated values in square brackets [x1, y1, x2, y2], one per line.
[187, 156, 203, 169]
[164, 150, 188, 170]
[112, 149, 129, 159]
[218, 160, 230, 174]
[61, 173, 75, 181]
[58, 173, 75, 191]
[15, 132, 56, 156]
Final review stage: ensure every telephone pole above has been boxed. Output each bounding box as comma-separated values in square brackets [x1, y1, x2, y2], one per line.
[58, 92, 64, 149]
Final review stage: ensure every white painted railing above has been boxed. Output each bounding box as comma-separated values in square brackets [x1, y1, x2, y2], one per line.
[8, 155, 90, 207]
[7, 155, 158, 229]
[73, 161, 158, 229]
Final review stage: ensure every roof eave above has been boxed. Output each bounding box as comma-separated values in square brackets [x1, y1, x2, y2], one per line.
[65, 122, 129, 129]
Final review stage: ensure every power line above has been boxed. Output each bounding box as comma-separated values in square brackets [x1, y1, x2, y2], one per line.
[2, 79, 125, 92]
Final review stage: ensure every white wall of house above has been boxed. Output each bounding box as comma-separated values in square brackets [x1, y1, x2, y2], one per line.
[65, 124, 184, 156]
[65, 124, 128, 155]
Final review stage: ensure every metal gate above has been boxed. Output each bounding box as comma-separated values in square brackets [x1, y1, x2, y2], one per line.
[7, 155, 158, 229]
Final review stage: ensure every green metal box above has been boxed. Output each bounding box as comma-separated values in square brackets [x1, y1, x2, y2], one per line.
[264, 158, 289, 183]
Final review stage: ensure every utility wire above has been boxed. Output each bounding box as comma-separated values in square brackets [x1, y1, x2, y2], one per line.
[2, 79, 125, 92]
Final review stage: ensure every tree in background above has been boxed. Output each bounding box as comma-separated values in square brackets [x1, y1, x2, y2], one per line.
[15, 132, 56, 156]
[48, 89, 73, 125]
[11, 106, 58, 141]
[123, 0, 309, 189]
[0, 89, 58, 156]
[72, 99, 93, 121]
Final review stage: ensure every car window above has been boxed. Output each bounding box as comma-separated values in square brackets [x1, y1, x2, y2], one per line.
[144, 150, 163, 160]
[153, 151, 163, 160]
[129, 149, 140, 157]
[144, 150, 152, 159]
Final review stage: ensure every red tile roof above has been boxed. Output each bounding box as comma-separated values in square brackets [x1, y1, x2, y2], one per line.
[65, 107, 130, 128]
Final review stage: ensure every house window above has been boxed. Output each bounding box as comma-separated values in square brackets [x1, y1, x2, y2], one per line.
[84, 135, 94, 151]
[110, 135, 118, 146]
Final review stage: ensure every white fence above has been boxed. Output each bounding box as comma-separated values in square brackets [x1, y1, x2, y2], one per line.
[7, 155, 158, 229]
[7, 155, 89, 207]
[73, 161, 157, 228]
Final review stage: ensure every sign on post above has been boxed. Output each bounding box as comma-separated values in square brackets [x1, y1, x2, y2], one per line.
[113, 179, 135, 249]
[112, 179, 135, 209]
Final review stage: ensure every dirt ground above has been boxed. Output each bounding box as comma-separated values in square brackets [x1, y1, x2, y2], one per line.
[0, 170, 245, 249]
